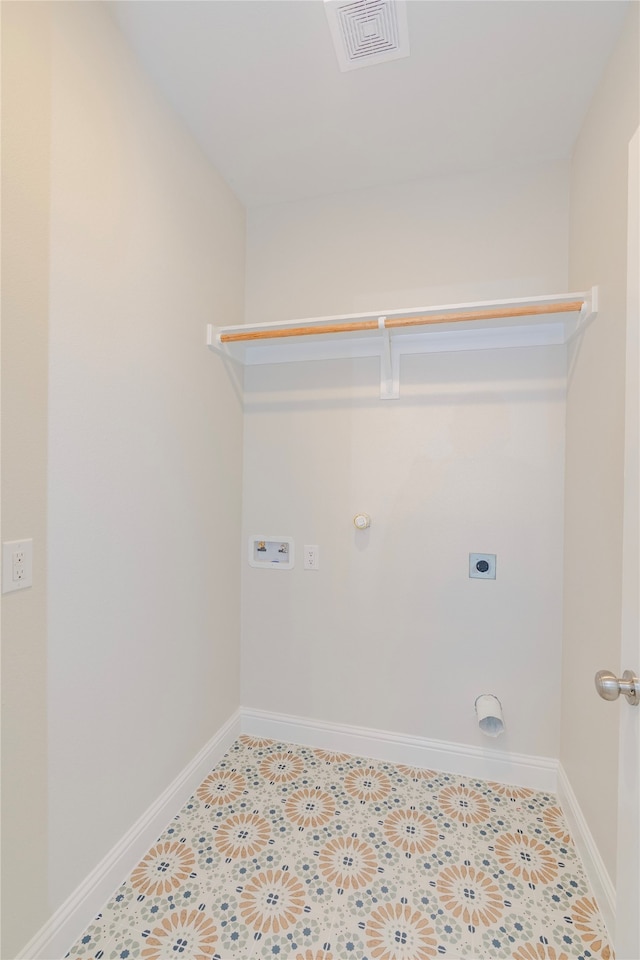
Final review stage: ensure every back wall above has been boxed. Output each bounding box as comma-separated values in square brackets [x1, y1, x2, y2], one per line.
[241, 162, 569, 760]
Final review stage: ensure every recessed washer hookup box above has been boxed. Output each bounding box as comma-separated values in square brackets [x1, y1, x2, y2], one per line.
[248, 536, 294, 569]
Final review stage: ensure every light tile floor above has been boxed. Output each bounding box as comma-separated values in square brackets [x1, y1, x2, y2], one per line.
[66, 737, 613, 960]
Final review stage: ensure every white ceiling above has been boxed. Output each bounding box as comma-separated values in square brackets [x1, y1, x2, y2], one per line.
[112, 0, 629, 208]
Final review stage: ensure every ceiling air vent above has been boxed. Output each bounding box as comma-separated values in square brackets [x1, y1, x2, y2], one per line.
[324, 0, 410, 72]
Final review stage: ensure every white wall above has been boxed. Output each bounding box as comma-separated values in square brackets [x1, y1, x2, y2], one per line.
[242, 163, 569, 758]
[247, 163, 570, 324]
[562, 1, 639, 889]
[1, 2, 51, 950]
[2, 3, 245, 953]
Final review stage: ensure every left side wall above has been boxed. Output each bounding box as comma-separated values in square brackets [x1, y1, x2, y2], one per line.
[1, 1, 51, 953]
[1, 3, 245, 956]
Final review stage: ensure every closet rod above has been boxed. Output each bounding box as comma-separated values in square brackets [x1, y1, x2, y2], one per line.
[219, 300, 585, 343]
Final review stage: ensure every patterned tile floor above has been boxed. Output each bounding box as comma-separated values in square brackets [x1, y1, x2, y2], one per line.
[67, 737, 613, 960]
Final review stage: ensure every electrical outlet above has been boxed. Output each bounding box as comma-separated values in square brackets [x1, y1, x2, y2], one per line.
[303, 545, 319, 570]
[469, 553, 496, 579]
[13, 550, 25, 581]
[3, 539, 33, 592]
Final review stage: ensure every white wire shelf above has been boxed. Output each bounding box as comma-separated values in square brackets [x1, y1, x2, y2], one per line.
[207, 287, 598, 399]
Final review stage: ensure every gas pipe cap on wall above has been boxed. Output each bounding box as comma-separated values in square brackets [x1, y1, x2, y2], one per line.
[353, 513, 371, 530]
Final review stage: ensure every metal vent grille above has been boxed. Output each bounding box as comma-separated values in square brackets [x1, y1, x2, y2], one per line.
[324, 0, 410, 72]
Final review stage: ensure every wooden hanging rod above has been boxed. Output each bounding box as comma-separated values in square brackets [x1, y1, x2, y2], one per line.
[219, 300, 585, 343]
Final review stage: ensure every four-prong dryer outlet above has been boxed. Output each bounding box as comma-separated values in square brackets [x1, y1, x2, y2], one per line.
[469, 553, 496, 579]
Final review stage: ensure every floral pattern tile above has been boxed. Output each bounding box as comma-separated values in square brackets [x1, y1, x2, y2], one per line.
[66, 739, 614, 960]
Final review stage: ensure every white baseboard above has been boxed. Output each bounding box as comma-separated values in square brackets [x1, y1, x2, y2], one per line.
[18, 709, 241, 960]
[557, 763, 616, 942]
[240, 707, 558, 793]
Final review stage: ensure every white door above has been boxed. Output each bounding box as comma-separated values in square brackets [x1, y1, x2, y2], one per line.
[614, 126, 640, 959]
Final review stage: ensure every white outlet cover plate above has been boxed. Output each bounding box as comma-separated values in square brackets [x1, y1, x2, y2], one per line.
[469, 552, 496, 579]
[3, 538, 33, 592]
[303, 545, 320, 570]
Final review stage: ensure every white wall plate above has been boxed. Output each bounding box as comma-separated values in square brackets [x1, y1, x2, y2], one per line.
[2, 538, 33, 592]
[469, 552, 496, 579]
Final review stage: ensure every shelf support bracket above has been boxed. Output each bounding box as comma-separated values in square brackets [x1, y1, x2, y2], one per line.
[579, 284, 599, 330]
[379, 317, 399, 399]
[207, 323, 235, 361]
[568, 285, 599, 341]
